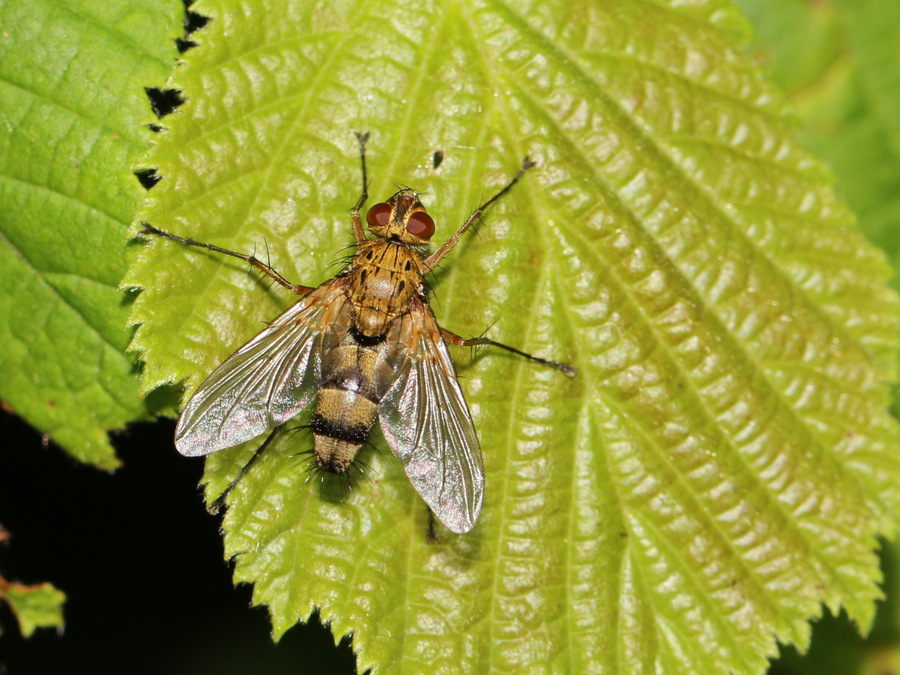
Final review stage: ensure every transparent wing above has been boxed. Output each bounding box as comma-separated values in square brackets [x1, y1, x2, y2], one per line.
[175, 280, 351, 456]
[378, 297, 484, 534]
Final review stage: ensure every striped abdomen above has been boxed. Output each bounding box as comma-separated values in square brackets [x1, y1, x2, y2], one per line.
[311, 336, 394, 473]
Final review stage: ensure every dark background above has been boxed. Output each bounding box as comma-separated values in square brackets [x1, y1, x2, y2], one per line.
[0, 408, 358, 675]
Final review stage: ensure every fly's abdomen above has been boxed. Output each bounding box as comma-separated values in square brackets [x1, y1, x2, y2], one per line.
[311, 340, 394, 474]
[311, 393, 374, 473]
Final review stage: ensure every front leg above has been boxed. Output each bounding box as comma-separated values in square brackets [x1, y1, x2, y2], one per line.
[140, 223, 313, 295]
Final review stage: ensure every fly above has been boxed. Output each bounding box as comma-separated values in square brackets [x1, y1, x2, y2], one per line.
[141, 133, 575, 534]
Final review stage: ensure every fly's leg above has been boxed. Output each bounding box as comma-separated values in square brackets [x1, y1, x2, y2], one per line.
[426, 157, 536, 269]
[207, 425, 284, 515]
[140, 223, 312, 295]
[427, 509, 438, 543]
[441, 327, 576, 378]
[351, 131, 370, 245]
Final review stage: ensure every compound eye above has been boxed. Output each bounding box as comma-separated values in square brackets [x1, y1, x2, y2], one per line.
[406, 211, 435, 239]
[366, 202, 392, 228]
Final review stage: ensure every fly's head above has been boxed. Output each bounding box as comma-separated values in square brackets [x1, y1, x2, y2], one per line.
[365, 190, 435, 247]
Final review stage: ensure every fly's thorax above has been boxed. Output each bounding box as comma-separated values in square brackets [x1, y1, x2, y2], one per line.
[349, 240, 426, 338]
[311, 338, 398, 474]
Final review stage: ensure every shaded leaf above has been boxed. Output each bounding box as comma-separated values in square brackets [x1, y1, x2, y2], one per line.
[0, 0, 183, 466]
[0, 575, 65, 638]
[127, 0, 900, 672]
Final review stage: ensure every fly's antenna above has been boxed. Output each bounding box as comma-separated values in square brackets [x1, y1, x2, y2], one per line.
[393, 182, 421, 195]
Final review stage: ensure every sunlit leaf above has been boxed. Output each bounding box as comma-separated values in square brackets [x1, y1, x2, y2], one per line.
[734, 1, 900, 673]
[127, 0, 900, 672]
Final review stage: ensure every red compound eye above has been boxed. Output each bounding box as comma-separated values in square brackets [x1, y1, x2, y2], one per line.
[366, 202, 392, 228]
[406, 211, 435, 239]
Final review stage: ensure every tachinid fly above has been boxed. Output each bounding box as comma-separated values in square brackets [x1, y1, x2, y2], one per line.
[142, 133, 575, 534]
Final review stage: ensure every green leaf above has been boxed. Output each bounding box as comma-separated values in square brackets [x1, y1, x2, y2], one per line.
[126, 0, 900, 672]
[0, 0, 183, 466]
[0, 575, 66, 638]
[762, 541, 900, 675]
[731, 1, 900, 673]
[737, 0, 900, 293]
